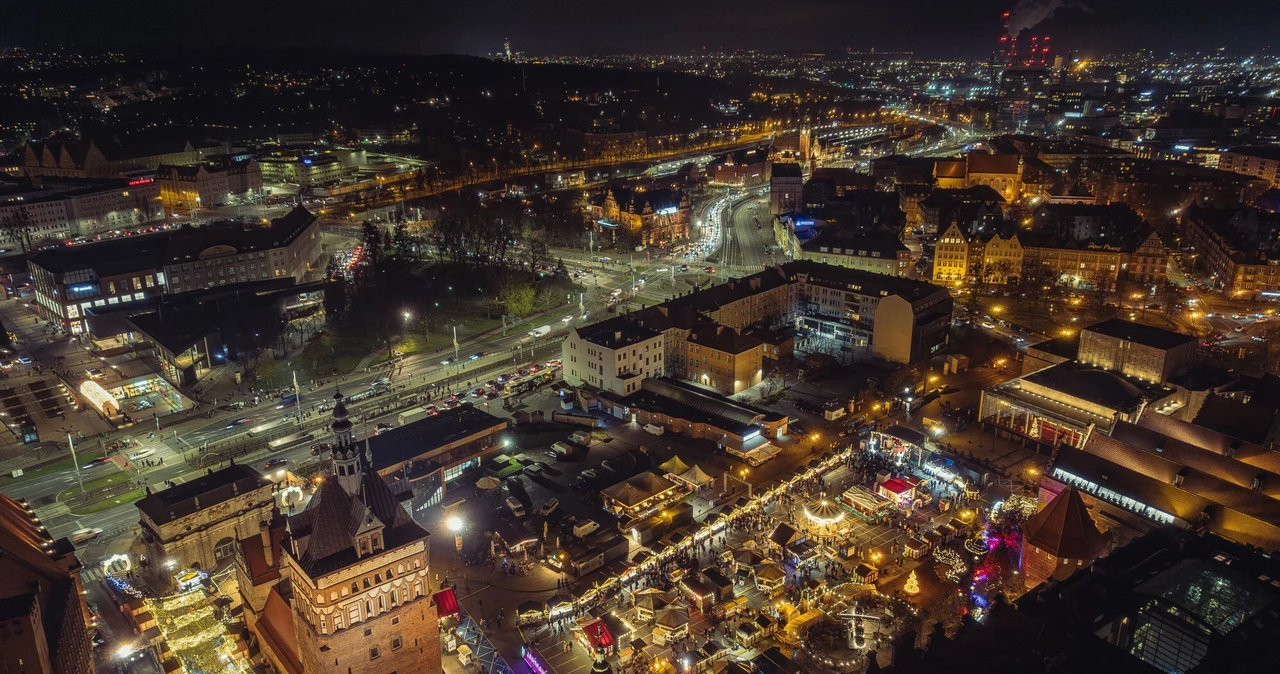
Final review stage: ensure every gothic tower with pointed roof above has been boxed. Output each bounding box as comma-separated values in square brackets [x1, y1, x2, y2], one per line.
[330, 391, 363, 494]
[234, 389, 442, 674]
[1021, 486, 1110, 589]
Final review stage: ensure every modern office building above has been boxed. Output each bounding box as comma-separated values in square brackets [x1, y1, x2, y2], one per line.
[27, 205, 320, 333]
[258, 154, 345, 187]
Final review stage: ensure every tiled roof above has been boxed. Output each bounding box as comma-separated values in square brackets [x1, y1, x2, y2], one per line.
[135, 463, 270, 526]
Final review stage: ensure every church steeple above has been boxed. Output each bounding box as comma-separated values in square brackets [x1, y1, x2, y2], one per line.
[330, 391, 361, 494]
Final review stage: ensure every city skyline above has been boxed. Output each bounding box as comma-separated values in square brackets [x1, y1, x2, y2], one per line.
[4, 0, 1278, 59]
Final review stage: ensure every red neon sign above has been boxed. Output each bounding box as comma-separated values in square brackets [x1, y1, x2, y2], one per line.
[127, 178, 153, 186]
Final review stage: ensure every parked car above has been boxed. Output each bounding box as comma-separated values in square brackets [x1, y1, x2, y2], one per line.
[573, 519, 600, 538]
[540, 499, 560, 516]
[310, 443, 330, 455]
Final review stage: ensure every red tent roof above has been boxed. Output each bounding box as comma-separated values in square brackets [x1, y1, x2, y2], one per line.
[433, 588, 459, 617]
[880, 478, 912, 494]
[581, 619, 615, 649]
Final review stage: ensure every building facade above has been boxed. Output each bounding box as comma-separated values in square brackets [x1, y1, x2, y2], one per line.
[157, 160, 262, 215]
[0, 175, 163, 244]
[0, 495, 94, 674]
[563, 321, 665, 396]
[238, 393, 442, 674]
[685, 324, 764, 395]
[27, 206, 320, 333]
[258, 155, 345, 187]
[799, 234, 912, 278]
[1218, 147, 1280, 190]
[135, 464, 276, 586]
[770, 163, 804, 215]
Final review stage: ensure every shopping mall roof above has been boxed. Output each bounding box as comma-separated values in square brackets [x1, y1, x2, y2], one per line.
[1083, 318, 1196, 351]
[368, 405, 508, 474]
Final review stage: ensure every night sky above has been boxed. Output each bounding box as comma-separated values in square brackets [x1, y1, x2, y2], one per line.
[5, 0, 1276, 58]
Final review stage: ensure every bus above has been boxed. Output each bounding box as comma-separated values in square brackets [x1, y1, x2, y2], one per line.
[247, 418, 291, 437]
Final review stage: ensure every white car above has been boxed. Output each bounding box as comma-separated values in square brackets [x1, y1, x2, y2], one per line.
[71, 528, 103, 545]
[540, 498, 560, 516]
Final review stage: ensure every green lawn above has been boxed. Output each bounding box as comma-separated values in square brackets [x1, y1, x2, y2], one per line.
[56, 471, 132, 504]
[70, 489, 145, 515]
[0, 451, 105, 488]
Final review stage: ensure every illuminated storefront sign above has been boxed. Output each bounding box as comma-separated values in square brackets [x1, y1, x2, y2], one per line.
[127, 178, 153, 186]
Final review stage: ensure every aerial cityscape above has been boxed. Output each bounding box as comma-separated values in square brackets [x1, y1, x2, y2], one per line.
[3, 1, 1280, 674]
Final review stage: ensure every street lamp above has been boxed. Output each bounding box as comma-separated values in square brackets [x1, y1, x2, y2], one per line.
[447, 516, 464, 554]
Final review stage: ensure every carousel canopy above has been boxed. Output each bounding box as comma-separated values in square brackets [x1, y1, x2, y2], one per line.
[804, 499, 845, 525]
[476, 476, 501, 490]
[659, 456, 691, 475]
[656, 607, 690, 628]
[678, 465, 715, 487]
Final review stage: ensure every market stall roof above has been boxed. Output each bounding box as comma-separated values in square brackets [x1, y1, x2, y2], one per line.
[883, 425, 928, 447]
[659, 456, 691, 475]
[879, 478, 913, 494]
[637, 591, 671, 611]
[433, 588, 459, 617]
[769, 522, 800, 548]
[656, 607, 691, 628]
[518, 600, 545, 615]
[678, 465, 716, 487]
[602, 472, 678, 507]
[755, 563, 787, 581]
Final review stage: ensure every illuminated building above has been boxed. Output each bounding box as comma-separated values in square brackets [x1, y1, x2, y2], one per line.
[1076, 319, 1196, 385]
[799, 231, 912, 278]
[686, 323, 763, 395]
[156, 159, 262, 215]
[237, 393, 441, 674]
[26, 205, 320, 333]
[1019, 487, 1108, 590]
[0, 174, 163, 242]
[21, 137, 213, 179]
[980, 360, 1177, 449]
[257, 154, 344, 187]
[1218, 146, 1280, 190]
[0, 494, 94, 674]
[135, 463, 276, 589]
[769, 162, 804, 215]
[589, 186, 690, 246]
[996, 67, 1052, 132]
[1182, 205, 1280, 298]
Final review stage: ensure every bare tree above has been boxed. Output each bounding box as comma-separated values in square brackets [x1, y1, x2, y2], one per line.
[0, 207, 36, 255]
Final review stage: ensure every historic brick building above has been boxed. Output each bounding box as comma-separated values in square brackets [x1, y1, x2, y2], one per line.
[136, 463, 275, 589]
[237, 392, 442, 674]
[1020, 486, 1109, 590]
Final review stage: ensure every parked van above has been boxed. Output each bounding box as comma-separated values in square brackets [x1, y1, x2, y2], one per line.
[573, 519, 600, 538]
[552, 441, 577, 457]
[570, 430, 593, 445]
[505, 497, 527, 518]
[643, 423, 665, 436]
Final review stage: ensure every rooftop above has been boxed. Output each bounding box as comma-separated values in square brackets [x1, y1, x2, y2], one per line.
[136, 463, 271, 526]
[1083, 318, 1196, 351]
[781, 259, 948, 303]
[368, 405, 508, 474]
[771, 162, 803, 178]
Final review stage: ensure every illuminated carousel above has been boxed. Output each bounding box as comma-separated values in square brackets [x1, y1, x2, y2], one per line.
[782, 582, 911, 673]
